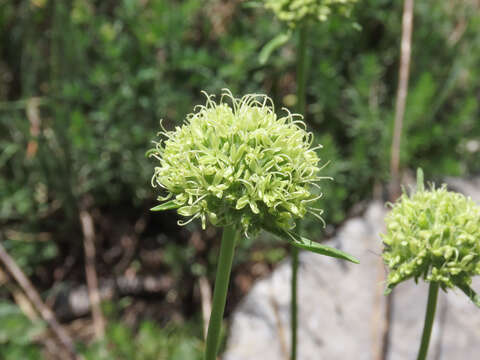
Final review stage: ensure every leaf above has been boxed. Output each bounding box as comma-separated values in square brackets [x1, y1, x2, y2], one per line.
[288, 231, 360, 264]
[458, 283, 480, 308]
[259, 32, 291, 65]
[0, 143, 19, 168]
[266, 228, 359, 264]
[0, 302, 45, 345]
[150, 200, 181, 211]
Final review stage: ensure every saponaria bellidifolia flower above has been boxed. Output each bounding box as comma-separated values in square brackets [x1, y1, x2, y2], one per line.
[149, 90, 327, 238]
[382, 184, 480, 305]
[264, 0, 358, 27]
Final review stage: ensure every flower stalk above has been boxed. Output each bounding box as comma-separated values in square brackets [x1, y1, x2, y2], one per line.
[204, 225, 239, 360]
[416, 281, 439, 360]
[296, 24, 308, 119]
[291, 22, 309, 360]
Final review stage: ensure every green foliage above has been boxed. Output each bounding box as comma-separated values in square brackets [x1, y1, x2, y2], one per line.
[0, 300, 203, 360]
[0, 302, 44, 360]
[302, 0, 480, 212]
[81, 321, 202, 360]
[1, 0, 477, 238]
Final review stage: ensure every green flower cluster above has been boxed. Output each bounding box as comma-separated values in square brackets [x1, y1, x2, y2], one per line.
[149, 90, 326, 237]
[383, 184, 480, 300]
[264, 0, 357, 27]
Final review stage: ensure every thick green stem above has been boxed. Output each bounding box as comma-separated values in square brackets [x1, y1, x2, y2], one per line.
[291, 23, 308, 360]
[416, 282, 439, 360]
[204, 225, 238, 360]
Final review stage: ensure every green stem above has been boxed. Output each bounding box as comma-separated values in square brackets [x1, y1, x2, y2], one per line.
[296, 24, 308, 117]
[204, 225, 238, 360]
[291, 23, 308, 360]
[416, 282, 439, 360]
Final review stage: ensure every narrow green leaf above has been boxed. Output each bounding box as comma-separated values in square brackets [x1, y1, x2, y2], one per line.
[288, 232, 360, 264]
[458, 283, 480, 308]
[266, 228, 359, 264]
[150, 200, 181, 211]
[259, 32, 291, 65]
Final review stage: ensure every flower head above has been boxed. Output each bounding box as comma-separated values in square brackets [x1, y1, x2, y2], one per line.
[149, 90, 327, 237]
[264, 0, 357, 27]
[382, 180, 480, 303]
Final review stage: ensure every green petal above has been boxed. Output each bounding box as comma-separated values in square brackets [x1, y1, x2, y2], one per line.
[235, 195, 249, 210]
[178, 205, 201, 217]
[150, 200, 181, 211]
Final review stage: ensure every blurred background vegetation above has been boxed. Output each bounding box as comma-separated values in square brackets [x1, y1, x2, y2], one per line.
[0, 0, 479, 358]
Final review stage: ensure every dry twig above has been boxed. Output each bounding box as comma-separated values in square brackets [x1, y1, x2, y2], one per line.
[79, 206, 105, 339]
[26, 97, 42, 158]
[377, 1, 415, 360]
[389, 0, 414, 197]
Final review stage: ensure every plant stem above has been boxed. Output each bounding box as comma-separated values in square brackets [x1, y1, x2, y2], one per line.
[296, 24, 308, 118]
[291, 23, 308, 360]
[416, 282, 439, 360]
[204, 225, 238, 360]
